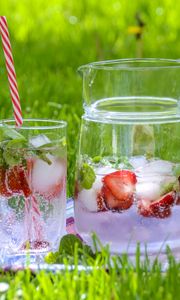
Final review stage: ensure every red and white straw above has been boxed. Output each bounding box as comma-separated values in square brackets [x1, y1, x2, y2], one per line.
[24, 196, 44, 242]
[0, 16, 23, 127]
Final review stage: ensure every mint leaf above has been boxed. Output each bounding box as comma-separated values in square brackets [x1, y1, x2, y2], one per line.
[79, 163, 96, 189]
[59, 234, 83, 256]
[160, 182, 175, 195]
[44, 234, 96, 265]
[3, 139, 27, 166]
[44, 251, 76, 265]
[29, 135, 54, 165]
[3, 148, 21, 166]
[2, 126, 26, 141]
[92, 156, 102, 163]
[5, 138, 27, 148]
[36, 150, 52, 165]
[8, 195, 25, 213]
[39, 199, 53, 218]
[82, 245, 95, 258]
[8, 197, 17, 209]
[44, 251, 59, 264]
[1, 128, 54, 166]
[0, 126, 27, 167]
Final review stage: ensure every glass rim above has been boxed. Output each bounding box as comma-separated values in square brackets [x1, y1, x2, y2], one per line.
[0, 119, 67, 130]
[78, 58, 180, 71]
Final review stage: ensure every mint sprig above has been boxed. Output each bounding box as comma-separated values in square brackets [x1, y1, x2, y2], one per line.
[0, 126, 53, 166]
[3, 139, 27, 166]
[1, 125, 26, 141]
[59, 234, 83, 255]
[44, 234, 95, 265]
[79, 163, 96, 190]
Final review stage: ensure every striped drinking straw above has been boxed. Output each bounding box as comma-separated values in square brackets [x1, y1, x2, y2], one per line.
[0, 16, 23, 127]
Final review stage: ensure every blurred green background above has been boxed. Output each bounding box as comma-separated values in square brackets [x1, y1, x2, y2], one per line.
[0, 0, 180, 194]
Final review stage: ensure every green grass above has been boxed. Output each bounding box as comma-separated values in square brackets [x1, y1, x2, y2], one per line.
[1, 247, 180, 299]
[0, 0, 180, 298]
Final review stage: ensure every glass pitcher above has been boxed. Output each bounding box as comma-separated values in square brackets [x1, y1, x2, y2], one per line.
[74, 59, 180, 259]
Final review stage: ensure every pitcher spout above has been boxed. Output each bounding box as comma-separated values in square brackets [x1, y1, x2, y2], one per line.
[77, 64, 90, 77]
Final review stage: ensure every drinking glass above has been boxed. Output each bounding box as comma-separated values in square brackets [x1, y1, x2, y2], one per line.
[0, 119, 67, 264]
[74, 59, 180, 261]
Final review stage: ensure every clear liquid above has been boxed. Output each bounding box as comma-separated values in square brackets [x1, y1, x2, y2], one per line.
[75, 156, 180, 257]
[0, 155, 66, 266]
[76, 96, 180, 259]
[75, 201, 180, 255]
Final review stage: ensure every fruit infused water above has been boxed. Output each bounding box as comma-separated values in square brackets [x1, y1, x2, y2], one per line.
[75, 154, 180, 254]
[76, 59, 180, 258]
[0, 120, 67, 263]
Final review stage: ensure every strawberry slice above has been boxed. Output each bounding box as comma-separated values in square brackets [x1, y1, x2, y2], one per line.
[150, 192, 175, 211]
[102, 184, 133, 210]
[102, 170, 137, 210]
[97, 191, 108, 212]
[21, 240, 50, 250]
[138, 191, 175, 218]
[0, 167, 12, 197]
[7, 166, 31, 198]
[7, 167, 22, 194]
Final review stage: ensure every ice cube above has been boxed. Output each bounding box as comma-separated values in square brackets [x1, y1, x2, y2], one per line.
[78, 175, 103, 212]
[31, 154, 66, 194]
[137, 174, 163, 184]
[136, 173, 175, 185]
[129, 156, 148, 170]
[136, 170, 177, 200]
[139, 159, 174, 175]
[29, 134, 51, 148]
[136, 182, 162, 201]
